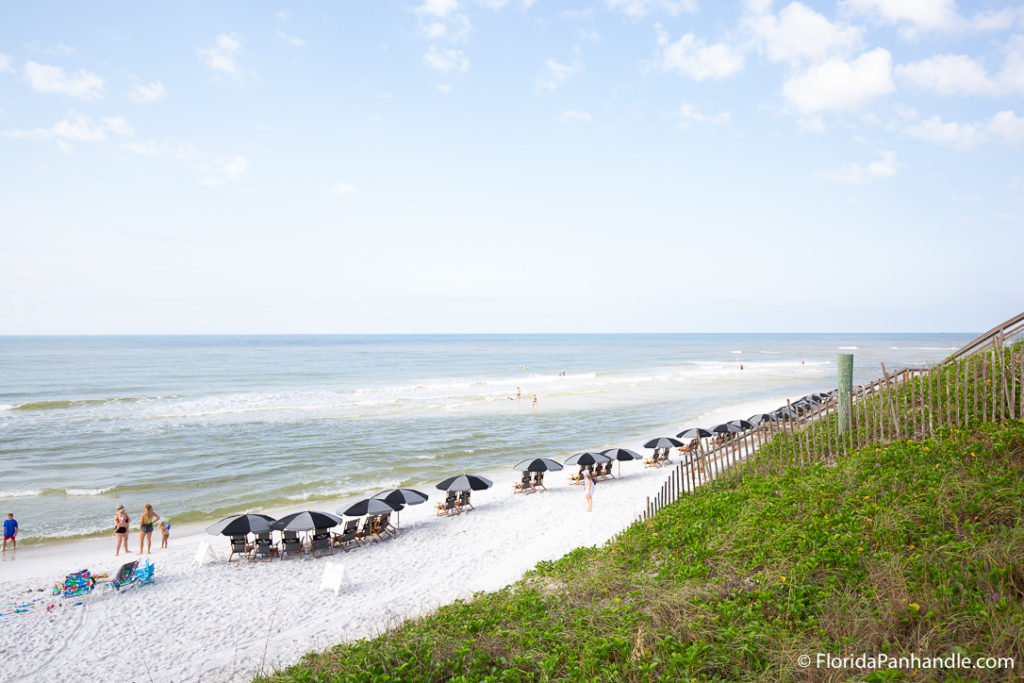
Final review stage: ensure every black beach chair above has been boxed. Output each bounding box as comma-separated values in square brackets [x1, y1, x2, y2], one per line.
[532, 471, 546, 491]
[249, 532, 277, 561]
[436, 491, 460, 516]
[310, 528, 334, 557]
[457, 490, 473, 511]
[570, 466, 585, 484]
[513, 471, 533, 494]
[280, 530, 304, 559]
[377, 512, 396, 537]
[227, 535, 251, 562]
[333, 519, 363, 551]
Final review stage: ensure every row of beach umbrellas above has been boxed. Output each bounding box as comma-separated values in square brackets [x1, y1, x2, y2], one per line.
[207, 477, 496, 536]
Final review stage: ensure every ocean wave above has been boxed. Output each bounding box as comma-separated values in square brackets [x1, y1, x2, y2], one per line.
[0, 489, 42, 499]
[837, 346, 858, 350]
[731, 350, 742, 354]
[890, 346, 958, 351]
[64, 487, 114, 496]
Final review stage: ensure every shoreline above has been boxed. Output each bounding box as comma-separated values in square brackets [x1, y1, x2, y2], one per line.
[0, 394, 795, 682]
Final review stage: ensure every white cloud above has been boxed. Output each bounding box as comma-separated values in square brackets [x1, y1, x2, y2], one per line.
[559, 109, 593, 124]
[417, 0, 459, 16]
[677, 101, 730, 127]
[782, 47, 893, 112]
[0, 54, 13, 73]
[905, 115, 985, 149]
[424, 46, 469, 73]
[895, 54, 997, 96]
[1, 114, 133, 149]
[797, 115, 826, 132]
[842, 0, 1023, 38]
[999, 35, 1024, 93]
[416, 0, 471, 40]
[437, 84, 452, 94]
[989, 110, 1024, 144]
[277, 31, 308, 47]
[606, 0, 697, 18]
[129, 81, 166, 103]
[333, 182, 357, 195]
[199, 33, 243, 76]
[24, 61, 104, 99]
[749, 2, 864, 66]
[657, 30, 745, 81]
[821, 150, 897, 183]
[222, 155, 247, 179]
[578, 28, 601, 42]
[123, 139, 197, 161]
[536, 58, 582, 91]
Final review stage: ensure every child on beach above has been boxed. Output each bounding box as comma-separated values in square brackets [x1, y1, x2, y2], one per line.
[160, 521, 170, 549]
[582, 471, 594, 512]
[3, 513, 17, 550]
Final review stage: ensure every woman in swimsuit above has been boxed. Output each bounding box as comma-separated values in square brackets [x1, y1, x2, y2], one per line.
[114, 505, 131, 556]
[138, 503, 161, 555]
[583, 470, 594, 512]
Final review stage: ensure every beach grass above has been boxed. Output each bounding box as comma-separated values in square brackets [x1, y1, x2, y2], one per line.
[259, 418, 1024, 682]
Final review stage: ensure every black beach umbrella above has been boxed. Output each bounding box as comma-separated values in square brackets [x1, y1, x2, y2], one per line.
[340, 498, 399, 517]
[564, 451, 611, 467]
[436, 473, 494, 492]
[643, 437, 684, 449]
[513, 458, 564, 472]
[371, 489, 428, 528]
[728, 419, 754, 430]
[747, 413, 773, 425]
[676, 428, 712, 440]
[601, 448, 643, 476]
[206, 513, 276, 536]
[271, 510, 342, 532]
[711, 423, 742, 434]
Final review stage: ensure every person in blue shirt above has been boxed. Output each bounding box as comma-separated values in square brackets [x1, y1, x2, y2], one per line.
[3, 513, 17, 550]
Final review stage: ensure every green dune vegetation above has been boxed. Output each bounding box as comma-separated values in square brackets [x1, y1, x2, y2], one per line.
[262, 342, 1024, 682]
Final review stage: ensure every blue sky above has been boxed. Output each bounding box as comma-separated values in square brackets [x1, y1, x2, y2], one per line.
[1, 0, 1021, 334]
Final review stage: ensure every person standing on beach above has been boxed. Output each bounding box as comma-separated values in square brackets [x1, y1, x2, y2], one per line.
[2, 513, 17, 550]
[114, 505, 131, 556]
[532, 394, 538, 408]
[160, 520, 170, 549]
[138, 503, 160, 554]
[583, 470, 594, 512]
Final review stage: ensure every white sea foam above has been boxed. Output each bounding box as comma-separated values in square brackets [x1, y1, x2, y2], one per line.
[838, 346, 858, 350]
[64, 487, 114, 496]
[0, 489, 42, 499]
[731, 350, 742, 354]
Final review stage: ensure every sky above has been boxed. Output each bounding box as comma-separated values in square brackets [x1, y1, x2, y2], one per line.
[0, 0, 1022, 334]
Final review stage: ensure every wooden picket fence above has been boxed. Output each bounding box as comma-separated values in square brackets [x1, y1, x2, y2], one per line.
[637, 313, 1024, 523]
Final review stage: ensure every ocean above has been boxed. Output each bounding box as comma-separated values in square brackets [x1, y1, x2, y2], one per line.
[0, 333, 974, 545]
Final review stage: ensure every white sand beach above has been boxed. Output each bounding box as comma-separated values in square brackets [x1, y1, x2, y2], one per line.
[0, 399, 779, 682]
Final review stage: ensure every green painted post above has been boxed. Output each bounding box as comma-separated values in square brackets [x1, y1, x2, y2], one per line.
[838, 353, 854, 433]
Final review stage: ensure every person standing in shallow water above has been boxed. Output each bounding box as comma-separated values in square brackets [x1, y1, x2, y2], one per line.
[139, 503, 160, 555]
[583, 470, 594, 512]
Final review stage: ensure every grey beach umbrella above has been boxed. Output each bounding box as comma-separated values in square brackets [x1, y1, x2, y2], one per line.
[643, 437, 683, 449]
[371, 489, 429, 528]
[564, 451, 611, 467]
[728, 419, 755, 430]
[711, 423, 743, 434]
[340, 498, 398, 517]
[601, 447, 643, 476]
[513, 458, 564, 472]
[206, 513, 276, 536]
[436, 474, 494, 492]
[271, 510, 342, 532]
[747, 413, 773, 424]
[676, 428, 712, 440]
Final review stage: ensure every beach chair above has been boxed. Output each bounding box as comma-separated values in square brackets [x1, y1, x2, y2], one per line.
[57, 569, 95, 600]
[133, 559, 155, 586]
[227, 535, 251, 562]
[333, 519, 363, 551]
[532, 471, 546, 491]
[311, 528, 334, 557]
[570, 466, 585, 484]
[513, 471, 533, 494]
[377, 512, 396, 537]
[107, 561, 139, 592]
[601, 462, 615, 478]
[281, 530, 304, 559]
[456, 490, 473, 512]
[435, 491, 460, 516]
[249, 532, 278, 561]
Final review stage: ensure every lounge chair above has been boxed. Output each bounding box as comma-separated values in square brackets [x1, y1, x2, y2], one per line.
[249, 532, 278, 562]
[644, 451, 660, 468]
[377, 512, 396, 537]
[456, 490, 473, 512]
[227, 535, 251, 562]
[569, 466, 585, 484]
[532, 471, 546, 491]
[601, 462, 614, 478]
[107, 561, 139, 592]
[311, 528, 334, 557]
[513, 471, 533, 494]
[57, 569, 95, 600]
[280, 530, 304, 559]
[333, 519, 363, 551]
[132, 559, 155, 586]
[435, 491, 460, 516]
